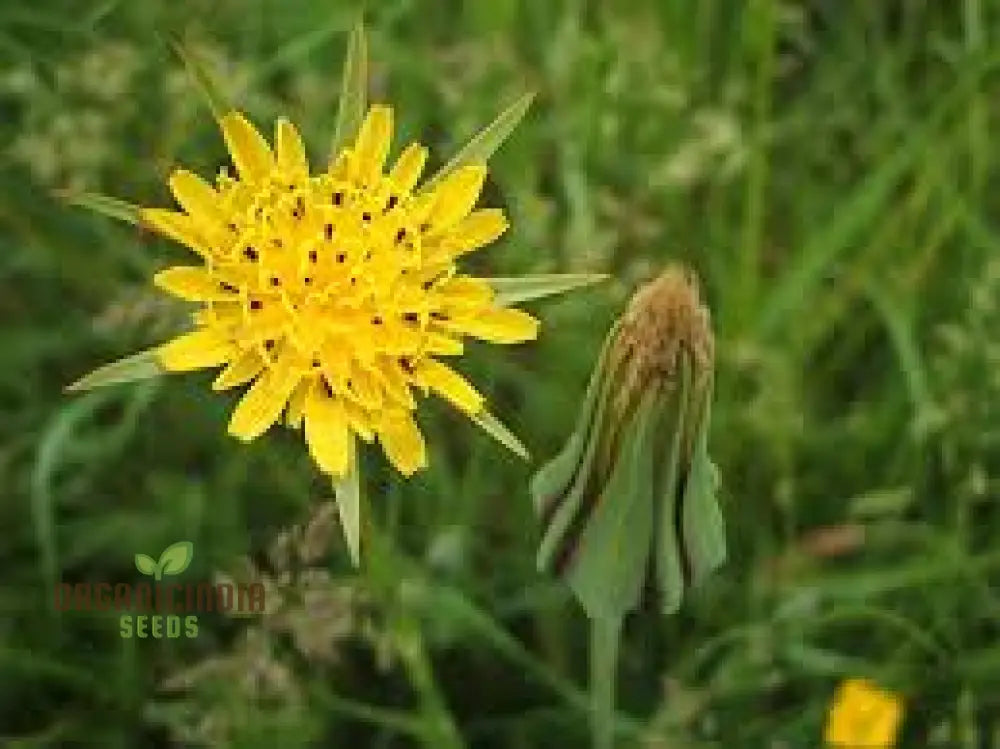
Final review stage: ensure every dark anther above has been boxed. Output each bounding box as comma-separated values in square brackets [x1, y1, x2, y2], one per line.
[263, 339, 276, 351]
[363, 250, 372, 261]
[403, 312, 419, 323]
[304, 276, 313, 285]
[430, 311, 449, 321]
[292, 196, 305, 219]
[332, 192, 344, 206]
[324, 224, 334, 240]
[362, 211, 372, 222]
[386, 195, 398, 211]
[350, 277, 357, 285]
[399, 357, 414, 374]
[372, 316, 383, 325]
[346, 378, 353, 388]
[219, 282, 238, 292]
[419, 222, 431, 233]
[422, 280, 434, 290]
[336, 252, 346, 263]
[250, 300, 263, 310]
[270, 277, 280, 287]
[308, 249, 318, 262]
[272, 239, 283, 249]
[322, 380, 334, 397]
[243, 246, 258, 261]
[311, 359, 321, 368]
[227, 222, 238, 233]
[395, 228, 407, 243]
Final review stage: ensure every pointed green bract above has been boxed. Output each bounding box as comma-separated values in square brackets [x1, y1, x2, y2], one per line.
[486, 274, 609, 307]
[680, 395, 726, 586]
[330, 20, 368, 163]
[65, 349, 165, 393]
[56, 190, 142, 227]
[534, 323, 620, 572]
[421, 92, 534, 193]
[566, 388, 658, 621]
[653, 361, 691, 616]
[164, 33, 232, 122]
[333, 442, 361, 566]
[470, 409, 530, 461]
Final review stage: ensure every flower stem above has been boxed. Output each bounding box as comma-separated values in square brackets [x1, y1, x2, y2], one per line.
[590, 615, 622, 749]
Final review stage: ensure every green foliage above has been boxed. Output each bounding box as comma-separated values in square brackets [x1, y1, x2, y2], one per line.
[3, 1, 1000, 747]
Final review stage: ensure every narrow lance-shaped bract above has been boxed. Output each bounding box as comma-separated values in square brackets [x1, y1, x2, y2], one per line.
[531, 265, 725, 621]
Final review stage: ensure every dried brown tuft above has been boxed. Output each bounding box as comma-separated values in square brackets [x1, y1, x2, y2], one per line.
[613, 264, 714, 407]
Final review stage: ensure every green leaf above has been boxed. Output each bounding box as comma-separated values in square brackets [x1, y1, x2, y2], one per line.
[680, 413, 726, 586]
[485, 274, 609, 307]
[163, 32, 233, 121]
[55, 190, 142, 226]
[330, 20, 368, 163]
[157, 541, 194, 577]
[134, 553, 157, 577]
[421, 92, 534, 193]
[333, 443, 362, 566]
[470, 409, 530, 461]
[566, 387, 659, 621]
[65, 349, 165, 393]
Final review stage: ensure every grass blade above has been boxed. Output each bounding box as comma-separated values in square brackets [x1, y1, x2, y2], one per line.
[421, 92, 534, 193]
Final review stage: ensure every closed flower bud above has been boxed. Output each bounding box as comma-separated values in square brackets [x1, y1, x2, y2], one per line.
[532, 264, 725, 621]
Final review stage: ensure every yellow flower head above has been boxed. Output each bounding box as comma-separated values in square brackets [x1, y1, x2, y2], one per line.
[144, 106, 538, 478]
[825, 678, 904, 748]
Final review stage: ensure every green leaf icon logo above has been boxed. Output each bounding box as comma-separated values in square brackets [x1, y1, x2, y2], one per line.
[134, 542, 194, 581]
[157, 541, 193, 579]
[134, 553, 157, 577]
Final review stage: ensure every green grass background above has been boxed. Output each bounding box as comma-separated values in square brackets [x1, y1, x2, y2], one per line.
[2, 0, 1000, 746]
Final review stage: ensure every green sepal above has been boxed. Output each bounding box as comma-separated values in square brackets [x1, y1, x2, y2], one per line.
[55, 190, 142, 227]
[565, 387, 659, 621]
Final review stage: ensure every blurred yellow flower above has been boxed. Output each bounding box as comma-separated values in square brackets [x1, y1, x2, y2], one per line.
[144, 106, 538, 478]
[825, 678, 903, 748]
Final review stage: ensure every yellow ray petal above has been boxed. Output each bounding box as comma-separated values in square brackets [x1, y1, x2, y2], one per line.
[387, 143, 427, 195]
[304, 383, 351, 476]
[227, 362, 301, 441]
[435, 276, 494, 307]
[275, 118, 308, 179]
[422, 332, 464, 356]
[427, 165, 486, 231]
[220, 112, 273, 182]
[169, 169, 221, 224]
[285, 378, 310, 428]
[141, 208, 209, 257]
[412, 358, 484, 415]
[443, 307, 540, 343]
[156, 329, 234, 372]
[153, 266, 232, 302]
[377, 410, 426, 476]
[342, 398, 375, 443]
[444, 209, 508, 256]
[352, 105, 393, 181]
[212, 348, 264, 391]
